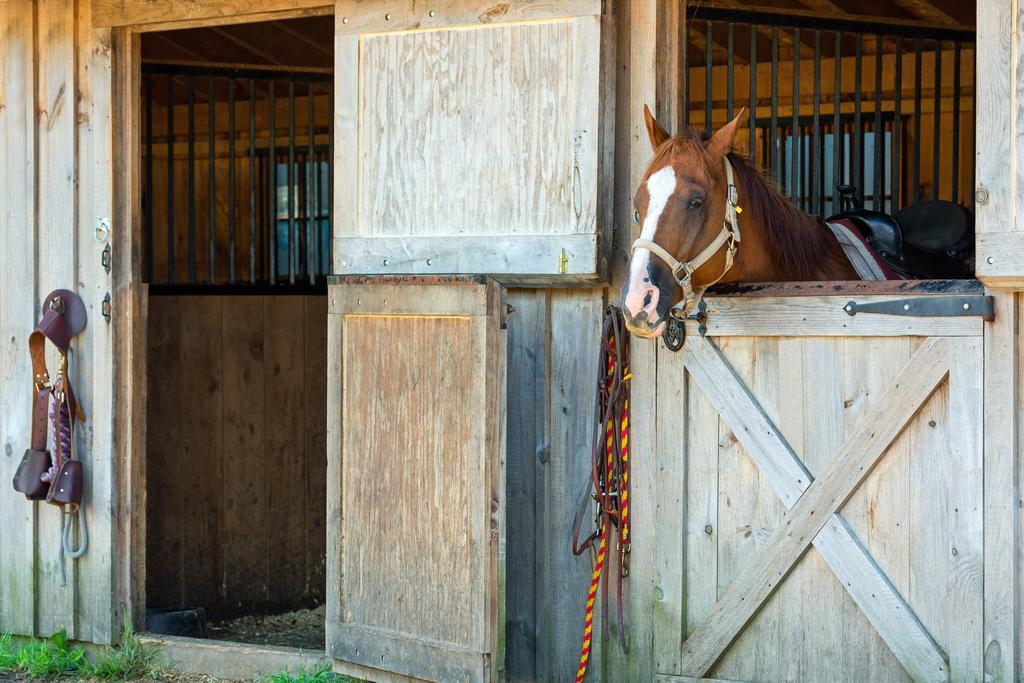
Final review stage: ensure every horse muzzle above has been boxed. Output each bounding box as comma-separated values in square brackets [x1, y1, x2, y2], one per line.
[622, 309, 667, 338]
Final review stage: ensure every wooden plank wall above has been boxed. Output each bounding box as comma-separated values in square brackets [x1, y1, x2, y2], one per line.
[146, 294, 327, 617]
[503, 287, 604, 682]
[0, 0, 118, 645]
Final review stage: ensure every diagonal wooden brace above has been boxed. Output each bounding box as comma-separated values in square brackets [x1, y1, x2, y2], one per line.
[680, 336, 951, 681]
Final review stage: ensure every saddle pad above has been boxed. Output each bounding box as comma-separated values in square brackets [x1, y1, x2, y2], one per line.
[826, 219, 904, 281]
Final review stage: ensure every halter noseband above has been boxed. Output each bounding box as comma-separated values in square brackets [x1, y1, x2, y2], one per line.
[631, 156, 742, 315]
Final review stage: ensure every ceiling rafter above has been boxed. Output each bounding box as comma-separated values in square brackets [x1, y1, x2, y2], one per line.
[210, 26, 285, 65]
[274, 22, 333, 60]
[888, 0, 958, 25]
[694, 0, 973, 33]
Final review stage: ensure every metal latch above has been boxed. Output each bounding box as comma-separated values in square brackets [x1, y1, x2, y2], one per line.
[843, 295, 994, 321]
[663, 299, 708, 353]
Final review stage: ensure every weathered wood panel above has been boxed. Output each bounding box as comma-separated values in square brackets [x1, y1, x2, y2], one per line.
[334, 11, 603, 280]
[326, 278, 505, 682]
[0, 0, 117, 644]
[0, 0, 40, 639]
[146, 294, 327, 617]
[973, 0, 1018, 287]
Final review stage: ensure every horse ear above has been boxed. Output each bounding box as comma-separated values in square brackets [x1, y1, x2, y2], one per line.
[644, 104, 671, 150]
[708, 108, 747, 157]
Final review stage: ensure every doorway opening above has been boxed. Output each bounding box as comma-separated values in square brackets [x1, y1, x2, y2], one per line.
[139, 15, 333, 652]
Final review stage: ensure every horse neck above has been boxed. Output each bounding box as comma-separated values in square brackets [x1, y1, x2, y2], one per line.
[729, 156, 856, 281]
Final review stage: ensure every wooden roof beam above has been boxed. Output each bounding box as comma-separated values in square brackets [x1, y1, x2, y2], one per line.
[695, 0, 973, 34]
[209, 26, 285, 65]
[888, 0, 959, 26]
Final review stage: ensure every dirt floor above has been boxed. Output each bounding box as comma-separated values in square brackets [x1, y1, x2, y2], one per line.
[207, 605, 325, 650]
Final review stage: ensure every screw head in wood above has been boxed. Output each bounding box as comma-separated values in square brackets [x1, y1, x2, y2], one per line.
[385, 13, 391, 20]
[987, 256, 995, 264]
[342, 16, 348, 23]
[429, 9, 436, 16]
[975, 186, 989, 205]
[963, 303, 970, 310]
[903, 304, 910, 311]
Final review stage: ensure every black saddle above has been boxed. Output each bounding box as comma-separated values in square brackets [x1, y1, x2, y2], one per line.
[827, 185, 975, 279]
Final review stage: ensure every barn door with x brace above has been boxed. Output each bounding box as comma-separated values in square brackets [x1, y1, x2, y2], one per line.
[325, 276, 507, 683]
[655, 284, 990, 682]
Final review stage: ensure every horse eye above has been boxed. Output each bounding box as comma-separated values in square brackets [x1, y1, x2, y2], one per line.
[688, 198, 704, 211]
[633, 208, 640, 224]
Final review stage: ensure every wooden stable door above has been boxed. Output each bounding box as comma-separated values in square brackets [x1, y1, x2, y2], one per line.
[332, 1, 604, 282]
[325, 276, 506, 683]
[656, 284, 988, 683]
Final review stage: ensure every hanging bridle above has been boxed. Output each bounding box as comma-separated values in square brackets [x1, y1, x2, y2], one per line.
[630, 156, 742, 317]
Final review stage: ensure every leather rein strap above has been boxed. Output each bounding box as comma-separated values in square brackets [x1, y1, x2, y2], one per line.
[631, 156, 742, 315]
[572, 306, 632, 680]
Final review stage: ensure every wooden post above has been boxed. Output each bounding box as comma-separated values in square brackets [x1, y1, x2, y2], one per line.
[974, 0, 1022, 287]
[112, 25, 147, 633]
[983, 292, 1019, 681]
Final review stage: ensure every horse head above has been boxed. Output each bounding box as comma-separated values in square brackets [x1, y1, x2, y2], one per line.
[621, 106, 746, 338]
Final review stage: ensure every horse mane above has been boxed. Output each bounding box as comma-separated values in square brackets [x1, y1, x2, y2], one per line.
[663, 129, 850, 280]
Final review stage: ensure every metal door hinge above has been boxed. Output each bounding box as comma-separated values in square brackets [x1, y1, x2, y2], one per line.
[101, 244, 111, 273]
[101, 293, 111, 322]
[843, 295, 994, 321]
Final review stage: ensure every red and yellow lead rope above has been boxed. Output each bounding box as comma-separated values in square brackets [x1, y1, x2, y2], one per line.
[576, 335, 630, 683]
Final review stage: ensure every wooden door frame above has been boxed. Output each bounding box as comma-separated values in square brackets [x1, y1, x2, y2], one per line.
[107, 1, 334, 632]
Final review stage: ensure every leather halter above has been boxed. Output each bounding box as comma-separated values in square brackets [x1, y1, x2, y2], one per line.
[631, 156, 742, 315]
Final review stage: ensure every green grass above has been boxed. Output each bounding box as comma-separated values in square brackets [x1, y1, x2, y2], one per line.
[261, 662, 358, 683]
[87, 618, 160, 680]
[0, 629, 89, 679]
[0, 617, 160, 681]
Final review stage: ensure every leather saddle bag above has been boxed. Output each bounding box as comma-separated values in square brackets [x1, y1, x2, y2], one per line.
[13, 448, 52, 500]
[46, 460, 83, 510]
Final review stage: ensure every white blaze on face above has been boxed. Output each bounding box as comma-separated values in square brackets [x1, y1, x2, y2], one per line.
[623, 166, 677, 322]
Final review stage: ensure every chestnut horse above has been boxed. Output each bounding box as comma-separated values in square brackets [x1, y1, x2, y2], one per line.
[621, 106, 858, 338]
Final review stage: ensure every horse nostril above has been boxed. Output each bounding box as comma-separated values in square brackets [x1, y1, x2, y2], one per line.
[643, 291, 653, 308]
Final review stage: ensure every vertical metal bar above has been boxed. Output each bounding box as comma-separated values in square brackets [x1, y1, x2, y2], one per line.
[145, 75, 153, 282]
[288, 79, 296, 285]
[208, 77, 216, 283]
[166, 75, 174, 285]
[812, 30, 821, 215]
[228, 77, 236, 283]
[771, 26, 779, 184]
[187, 77, 196, 284]
[683, 23, 690, 129]
[832, 31, 841, 211]
[307, 81, 316, 284]
[248, 79, 256, 284]
[749, 24, 757, 162]
[791, 27, 800, 202]
[932, 39, 941, 199]
[913, 39, 922, 203]
[873, 36, 884, 212]
[705, 20, 713, 129]
[951, 41, 961, 204]
[269, 81, 276, 284]
[893, 38, 903, 211]
[727, 22, 734, 122]
[970, 43, 976, 208]
[853, 33, 862, 200]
